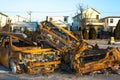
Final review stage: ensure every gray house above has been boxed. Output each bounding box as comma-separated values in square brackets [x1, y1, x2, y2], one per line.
[10, 22, 39, 32]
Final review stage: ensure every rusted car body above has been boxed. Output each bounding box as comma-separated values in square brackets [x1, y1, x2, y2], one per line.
[72, 42, 120, 75]
[39, 20, 120, 75]
[0, 32, 60, 74]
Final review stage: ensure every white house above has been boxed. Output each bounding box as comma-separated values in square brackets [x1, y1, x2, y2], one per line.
[0, 12, 8, 28]
[47, 16, 70, 30]
[47, 16, 68, 23]
[101, 16, 120, 32]
[72, 8, 104, 32]
[10, 15, 29, 23]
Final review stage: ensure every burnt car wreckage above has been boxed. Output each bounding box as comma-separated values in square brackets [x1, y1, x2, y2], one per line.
[1, 21, 120, 75]
[0, 32, 61, 74]
[37, 20, 120, 75]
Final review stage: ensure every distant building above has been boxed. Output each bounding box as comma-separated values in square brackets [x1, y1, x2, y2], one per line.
[47, 16, 71, 30]
[10, 22, 39, 32]
[72, 8, 104, 32]
[101, 16, 120, 32]
[10, 15, 29, 23]
[0, 12, 9, 28]
[47, 16, 68, 23]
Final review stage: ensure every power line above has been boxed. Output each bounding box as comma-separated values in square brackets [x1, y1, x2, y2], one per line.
[33, 10, 75, 13]
[1, 10, 75, 14]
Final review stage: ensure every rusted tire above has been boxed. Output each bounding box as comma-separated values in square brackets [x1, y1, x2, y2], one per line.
[10, 59, 17, 74]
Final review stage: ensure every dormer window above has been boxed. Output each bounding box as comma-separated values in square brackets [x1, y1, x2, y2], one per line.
[110, 19, 113, 23]
[96, 15, 99, 19]
[64, 17, 68, 22]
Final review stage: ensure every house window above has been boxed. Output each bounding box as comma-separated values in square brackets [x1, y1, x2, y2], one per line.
[96, 15, 99, 19]
[110, 19, 113, 23]
[64, 17, 67, 22]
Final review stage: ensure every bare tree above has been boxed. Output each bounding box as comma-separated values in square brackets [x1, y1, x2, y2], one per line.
[76, 4, 87, 39]
[76, 4, 86, 30]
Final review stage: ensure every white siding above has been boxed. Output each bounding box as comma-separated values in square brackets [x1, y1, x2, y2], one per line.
[104, 17, 120, 31]
[83, 8, 100, 19]
[0, 14, 8, 27]
[108, 18, 120, 26]
[104, 18, 109, 31]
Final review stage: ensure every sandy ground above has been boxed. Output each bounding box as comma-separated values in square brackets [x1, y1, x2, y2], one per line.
[87, 39, 120, 49]
[0, 39, 120, 80]
[0, 70, 120, 80]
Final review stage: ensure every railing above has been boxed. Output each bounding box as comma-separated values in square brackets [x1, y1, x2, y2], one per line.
[85, 18, 103, 23]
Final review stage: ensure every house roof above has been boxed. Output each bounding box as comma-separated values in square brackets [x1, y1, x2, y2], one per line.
[86, 8, 100, 14]
[72, 13, 81, 19]
[102, 16, 120, 19]
[53, 20, 69, 27]
[53, 20, 68, 25]
[0, 12, 8, 17]
[101, 16, 120, 20]
[73, 7, 100, 19]
[47, 16, 69, 19]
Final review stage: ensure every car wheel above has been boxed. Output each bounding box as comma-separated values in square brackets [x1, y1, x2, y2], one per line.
[10, 59, 17, 74]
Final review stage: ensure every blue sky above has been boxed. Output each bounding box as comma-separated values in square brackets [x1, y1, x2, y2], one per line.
[0, 0, 120, 22]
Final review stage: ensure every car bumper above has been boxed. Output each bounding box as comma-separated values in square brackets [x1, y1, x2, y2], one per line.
[27, 60, 61, 74]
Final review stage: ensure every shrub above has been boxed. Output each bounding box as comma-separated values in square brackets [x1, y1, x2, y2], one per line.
[89, 27, 97, 39]
[83, 28, 88, 39]
[114, 20, 120, 39]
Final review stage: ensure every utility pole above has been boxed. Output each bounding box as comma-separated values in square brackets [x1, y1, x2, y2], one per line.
[27, 11, 32, 22]
[16, 15, 20, 22]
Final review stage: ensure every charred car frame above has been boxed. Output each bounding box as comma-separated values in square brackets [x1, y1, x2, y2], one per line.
[0, 32, 60, 74]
